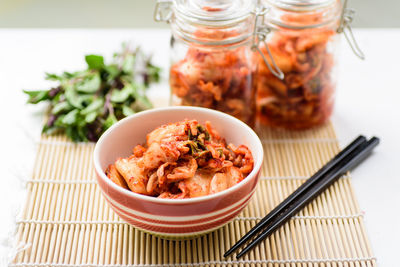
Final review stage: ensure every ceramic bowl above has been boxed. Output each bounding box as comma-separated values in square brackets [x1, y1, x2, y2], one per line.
[93, 106, 263, 239]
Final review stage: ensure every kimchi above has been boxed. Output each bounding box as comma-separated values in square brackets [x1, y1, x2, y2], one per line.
[170, 29, 256, 127]
[105, 120, 254, 199]
[256, 13, 337, 129]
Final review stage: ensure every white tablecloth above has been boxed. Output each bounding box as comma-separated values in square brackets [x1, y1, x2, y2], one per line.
[0, 29, 398, 266]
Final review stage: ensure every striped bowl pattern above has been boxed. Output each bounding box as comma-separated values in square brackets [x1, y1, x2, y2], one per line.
[94, 107, 264, 239]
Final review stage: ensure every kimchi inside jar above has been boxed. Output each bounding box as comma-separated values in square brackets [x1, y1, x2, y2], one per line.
[166, 0, 257, 127]
[256, 0, 341, 129]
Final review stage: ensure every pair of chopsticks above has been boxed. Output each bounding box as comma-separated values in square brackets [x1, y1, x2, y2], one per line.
[224, 135, 380, 259]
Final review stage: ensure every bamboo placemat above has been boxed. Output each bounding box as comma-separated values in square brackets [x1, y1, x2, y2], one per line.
[9, 122, 377, 267]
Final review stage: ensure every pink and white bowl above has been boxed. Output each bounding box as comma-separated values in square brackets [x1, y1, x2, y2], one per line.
[93, 106, 263, 239]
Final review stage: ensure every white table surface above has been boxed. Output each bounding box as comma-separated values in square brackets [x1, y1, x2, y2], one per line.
[0, 29, 399, 266]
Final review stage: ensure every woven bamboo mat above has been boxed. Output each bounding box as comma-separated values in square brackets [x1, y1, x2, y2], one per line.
[9, 122, 377, 267]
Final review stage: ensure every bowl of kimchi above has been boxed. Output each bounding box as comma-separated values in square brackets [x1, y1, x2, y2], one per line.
[93, 106, 263, 239]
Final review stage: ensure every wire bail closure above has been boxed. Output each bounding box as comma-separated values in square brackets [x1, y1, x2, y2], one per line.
[337, 0, 365, 60]
[154, 0, 172, 23]
[252, 7, 284, 80]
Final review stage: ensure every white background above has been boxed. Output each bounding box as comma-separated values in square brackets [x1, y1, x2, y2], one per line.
[0, 29, 399, 266]
[0, 0, 399, 28]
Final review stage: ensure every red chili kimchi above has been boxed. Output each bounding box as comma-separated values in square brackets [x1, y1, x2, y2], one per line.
[170, 30, 256, 126]
[256, 14, 337, 129]
[106, 120, 254, 199]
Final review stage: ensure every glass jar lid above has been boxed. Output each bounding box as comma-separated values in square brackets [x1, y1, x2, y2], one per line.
[173, 0, 255, 26]
[266, 0, 336, 11]
[262, 0, 341, 29]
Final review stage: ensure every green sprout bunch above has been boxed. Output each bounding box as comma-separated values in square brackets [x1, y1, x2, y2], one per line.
[24, 45, 161, 142]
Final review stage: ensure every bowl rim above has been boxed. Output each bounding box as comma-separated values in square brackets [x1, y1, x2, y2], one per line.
[93, 106, 264, 204]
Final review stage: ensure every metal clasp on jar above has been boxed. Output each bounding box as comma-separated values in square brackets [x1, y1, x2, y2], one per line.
[251, 7, 285, 80]
[154, 0, 173, 23]
[337, 0, 365, 59]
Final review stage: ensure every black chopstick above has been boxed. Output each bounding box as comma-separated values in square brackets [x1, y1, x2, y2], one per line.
[235, 136, 380, 259]
[224, 135, 367, 257]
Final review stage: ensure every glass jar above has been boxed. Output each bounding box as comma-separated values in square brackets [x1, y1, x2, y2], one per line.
[155, 0, 258, 127]
[256, 0, 348, 129]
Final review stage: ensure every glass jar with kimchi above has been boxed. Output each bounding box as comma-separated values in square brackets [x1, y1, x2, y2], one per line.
[155, 0, 259, 127]
[256, 0, 361, 129]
